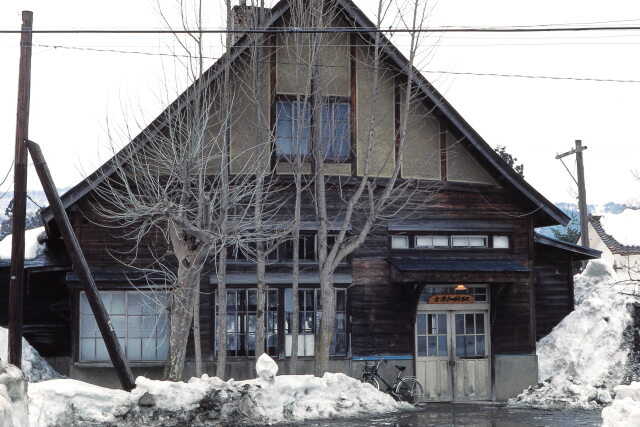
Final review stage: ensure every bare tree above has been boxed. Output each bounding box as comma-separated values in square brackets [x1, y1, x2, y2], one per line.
[93, 0, 277, 381]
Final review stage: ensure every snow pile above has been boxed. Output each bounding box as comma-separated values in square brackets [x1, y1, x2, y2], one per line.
[0, 327, 62, 383]
[601, 381, 640, 426]
[0, 361, 29, 427]
[600, 208, 640, 246]
[28, 355, 410, 426]
[508, 260, 635, 409]
[256, 353, 278, 382]
[0, 227, 46, 260]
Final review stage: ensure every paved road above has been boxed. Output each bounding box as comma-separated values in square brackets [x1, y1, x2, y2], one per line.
[295, 404, 603, 426]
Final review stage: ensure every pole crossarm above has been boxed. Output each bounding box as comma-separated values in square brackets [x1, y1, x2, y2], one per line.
[555, 145, 587, 160]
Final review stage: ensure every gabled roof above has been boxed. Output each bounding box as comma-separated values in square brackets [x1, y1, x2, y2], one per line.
[42, 0, 569, 229]
[589, 215, 640, 255]
[534, 232, 601, 260]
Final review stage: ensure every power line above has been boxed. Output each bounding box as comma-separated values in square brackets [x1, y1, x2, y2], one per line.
[6, 25, 640, 34]
[35, 43, 640, 84]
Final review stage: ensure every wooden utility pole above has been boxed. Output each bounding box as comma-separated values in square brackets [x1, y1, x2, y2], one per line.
[555, 140, 589, 248]
[8, 10, 33, 368]
[27, 140, 136, 391]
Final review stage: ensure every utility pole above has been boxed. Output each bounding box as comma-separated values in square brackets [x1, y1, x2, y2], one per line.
[555, 140, 589, 248]
[8, 10, 33, 368]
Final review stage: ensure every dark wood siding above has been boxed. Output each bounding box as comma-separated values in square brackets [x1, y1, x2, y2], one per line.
[534, 245, 574, 340]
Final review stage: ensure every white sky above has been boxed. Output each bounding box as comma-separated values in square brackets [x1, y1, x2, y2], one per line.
[1, 0, 640, 206]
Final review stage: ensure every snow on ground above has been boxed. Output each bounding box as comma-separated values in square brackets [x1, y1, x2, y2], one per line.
[508, 260, 636, 409]
[0, 227, 46, 260]
[0, 361, 29, 427]
[0, 327, 62, 383]
[602, 381, 640, 426]
[599, 208, 640, 246]
[28, 355, 411, 426]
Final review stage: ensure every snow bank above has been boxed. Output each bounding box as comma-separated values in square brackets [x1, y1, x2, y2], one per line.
[601, 381, 640, 426]
[508, 260, 635, 409]
[0, 361, 29, 427]
[0, 327, 62, 383]
[0, 227, 46, 260]
[599, 208, 640, 246]
[28, 356, 410, 426]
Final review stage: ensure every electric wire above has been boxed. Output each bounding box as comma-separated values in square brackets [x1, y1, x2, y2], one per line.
[33, 43, 640, 84]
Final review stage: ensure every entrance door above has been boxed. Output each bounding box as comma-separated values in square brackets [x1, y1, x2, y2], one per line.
[416, 311, 490, 402]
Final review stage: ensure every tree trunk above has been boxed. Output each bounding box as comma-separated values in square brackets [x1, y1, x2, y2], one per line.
[163, 253, 200, 381]
[315, 271, 335, 376]
[193, 284, 203, 377]
[255, 246, 266, 358]
[215, 249, 228, 379]
[290, 227, 300, 374]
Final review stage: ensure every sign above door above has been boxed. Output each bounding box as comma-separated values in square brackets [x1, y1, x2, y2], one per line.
[428, 294, 475, 304]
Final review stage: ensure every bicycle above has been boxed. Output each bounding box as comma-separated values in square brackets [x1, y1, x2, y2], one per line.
[359, 357, 424, 405]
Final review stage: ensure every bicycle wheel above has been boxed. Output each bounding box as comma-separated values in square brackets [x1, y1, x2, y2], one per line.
[361, 376, 380, 390]
[395, 377, 424, 405]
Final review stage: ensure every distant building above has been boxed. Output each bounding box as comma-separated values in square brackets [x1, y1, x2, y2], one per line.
[587, 214, 640, 283]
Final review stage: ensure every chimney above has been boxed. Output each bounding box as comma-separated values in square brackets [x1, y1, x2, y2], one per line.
[231, 1, 271, 45]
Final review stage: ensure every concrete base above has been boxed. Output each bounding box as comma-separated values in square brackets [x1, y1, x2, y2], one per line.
[60, 357, 355, 389]
[493, 354, 538, 401]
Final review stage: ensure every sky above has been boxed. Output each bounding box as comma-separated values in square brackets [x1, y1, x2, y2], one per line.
[1, 0, 640, 206]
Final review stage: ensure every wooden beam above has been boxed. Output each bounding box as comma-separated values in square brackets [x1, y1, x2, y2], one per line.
[8, 11, 34, 368]
[26, 140, 135, 391]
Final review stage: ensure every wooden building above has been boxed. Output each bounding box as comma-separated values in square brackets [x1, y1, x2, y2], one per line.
[1, 0, 600, 402]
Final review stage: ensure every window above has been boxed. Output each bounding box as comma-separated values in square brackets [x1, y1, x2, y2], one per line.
[267, 234, 316, 262]
[224, 289, 278, 357]
[455, 313, 486, 357]
[451, 235, 487, 248]
[493, 235, 509, 249]
[276, 101, 310, 157]
[284, 288, 347, 357]
[415, 235, 449, 248]
[391, 235, 409, 249]
[321, 102, 350, 161]
[79, 291, 169, 362]
[275, 99, 350, 162]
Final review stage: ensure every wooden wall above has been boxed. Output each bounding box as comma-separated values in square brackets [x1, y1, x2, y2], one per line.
[533, 246, 574, 340]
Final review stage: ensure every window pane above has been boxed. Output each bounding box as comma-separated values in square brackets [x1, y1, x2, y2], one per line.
[268, 290, 278, 310]
[427, 336, 437, 356]
[248, 290, 257, 312]
[469, 236, 487, 247]
[391, 236, 409, 249]
[493, 235, 509, 249]
[466, 336, 476, 356]
[437, 314, 447, 335]
[111, 293, 126, 315]
[418, 336, 427, 356]
[127, 293, 142, 315]
[476, 335, 485, 356]
[433, 236, 449, 247]
[96, 339, 109, 360]
[465, 314, 475, 334]
[305, 291, 314, 311]
[336, 290, 346, 311]
[456, 336, 465, 357]
[80, 339, 95, 361]
[142, 338, 157, 360]
[284, 289, 292, 312]
[451, 236, 468, 247]
[417, 314, 426, 335]
[475, 314, 485, 333]
[80, 293, 91, 315]
[455, 314, 464, 335]
[437, 335, 448, 356]
[415, 236, 433, 248]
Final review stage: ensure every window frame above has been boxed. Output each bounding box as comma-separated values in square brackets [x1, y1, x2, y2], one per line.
[76, 289, 169, 365]
[274, 95, 352, 164]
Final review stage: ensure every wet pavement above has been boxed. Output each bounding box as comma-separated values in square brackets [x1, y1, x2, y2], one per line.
[293, 403, 603, 426]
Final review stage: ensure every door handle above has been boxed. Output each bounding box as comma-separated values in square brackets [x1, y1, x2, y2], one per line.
[449, 360, 456, 367]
